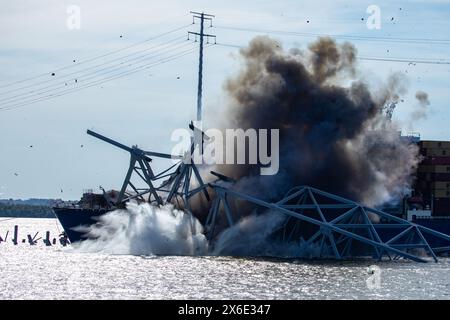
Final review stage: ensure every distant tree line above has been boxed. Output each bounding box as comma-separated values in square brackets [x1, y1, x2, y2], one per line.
[0, 203, 55, 218]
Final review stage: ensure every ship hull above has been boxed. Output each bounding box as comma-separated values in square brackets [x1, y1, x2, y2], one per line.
[411, 218, 450, 248]
[53, 207, 110, 243]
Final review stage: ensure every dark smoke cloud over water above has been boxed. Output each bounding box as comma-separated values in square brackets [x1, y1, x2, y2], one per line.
[217, 36, 420, 206]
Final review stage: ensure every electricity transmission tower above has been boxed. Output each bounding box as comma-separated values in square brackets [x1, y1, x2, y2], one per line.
[188, 11, 216, 122]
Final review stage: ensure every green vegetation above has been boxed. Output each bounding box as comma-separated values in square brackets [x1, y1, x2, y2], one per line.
[0, 203, 55, 218]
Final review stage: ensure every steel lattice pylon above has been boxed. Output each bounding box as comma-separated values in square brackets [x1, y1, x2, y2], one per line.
[205, 184, 450, 262]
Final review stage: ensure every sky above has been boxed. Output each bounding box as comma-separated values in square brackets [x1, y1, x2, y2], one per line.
[1, 0, 450, 199]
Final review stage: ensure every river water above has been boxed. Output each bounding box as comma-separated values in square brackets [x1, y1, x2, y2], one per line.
[0, 218, 449, 300]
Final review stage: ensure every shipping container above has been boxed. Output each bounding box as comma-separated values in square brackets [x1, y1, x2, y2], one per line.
[434, 197, 450, 207]
[417, 172, 450, 181]
[433, 209, 450, 216]
[417, 181, 450, 189]
[415, 140, 450, 215]
[421, 156, 450, 165]
[418, 165, 450, 173]
[421, 148, 450, 157]
[433, 190, 450, 198]
[433, 197, 450, 216]
[433, 181, 450, 189]
[433, 207, 450, 216]
[420, 140, 450, 149]
[434, 197, 450, 205]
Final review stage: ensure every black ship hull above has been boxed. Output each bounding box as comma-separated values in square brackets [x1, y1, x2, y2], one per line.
[53, 207, 111, 242]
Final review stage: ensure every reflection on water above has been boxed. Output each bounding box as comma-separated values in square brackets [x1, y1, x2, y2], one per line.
[0, 218, 449, 299]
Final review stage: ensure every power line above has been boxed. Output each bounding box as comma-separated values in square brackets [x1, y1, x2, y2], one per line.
[0, 43, 198, 110]
[214, 25, 450, 45]
[1, 45, 204, 112]
[0, 44, 211, 112]
[0, 40, 194, 105]
[357, 56, 450, 65]
[214, 12, 450, 25]
[5, 19, 448, 111]
[0, 23, 192, 90]
[215, 43, 242, 49]
[0, 36, 189, 98]
[215, 43, 450, 65]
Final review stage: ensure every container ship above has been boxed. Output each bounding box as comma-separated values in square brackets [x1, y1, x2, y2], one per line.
[53, 191, 115, 242]
[53, 14, 450, 261]
[53, 132, 450, 263]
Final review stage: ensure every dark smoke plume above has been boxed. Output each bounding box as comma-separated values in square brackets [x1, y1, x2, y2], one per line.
[215, 36, 420, 206]
[411, 90, 430, 121]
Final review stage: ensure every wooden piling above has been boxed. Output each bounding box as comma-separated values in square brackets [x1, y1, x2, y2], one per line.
[5, 225, 68, 247]
[13, 225, 18, 245]
[44, 231, 51, 246]
[27, 234, 36, 245]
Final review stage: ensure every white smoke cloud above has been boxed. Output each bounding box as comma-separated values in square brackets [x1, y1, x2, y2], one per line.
[72, 202, 208, 255]
[212, 211, 285, 256]
[71, 203, 324, 258]
[212, 211, 322, 258]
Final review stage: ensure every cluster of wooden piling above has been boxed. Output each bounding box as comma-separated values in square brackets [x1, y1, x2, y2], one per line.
[0, 225, 69, 246]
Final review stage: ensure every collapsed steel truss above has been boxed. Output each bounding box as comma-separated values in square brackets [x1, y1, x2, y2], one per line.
[87, 128, 209, 210]
[205, 184, 450, 263]
[87, 128, 450, 262]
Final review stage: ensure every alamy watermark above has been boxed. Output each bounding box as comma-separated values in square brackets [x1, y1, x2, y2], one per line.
[66, 5, 81, 30]
[366, 5, 381, 30]
[366, 265, 382, 289]
[171, 122, 280, 176]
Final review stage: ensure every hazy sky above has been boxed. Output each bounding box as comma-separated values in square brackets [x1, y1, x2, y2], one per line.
[1, 0, 450, 199]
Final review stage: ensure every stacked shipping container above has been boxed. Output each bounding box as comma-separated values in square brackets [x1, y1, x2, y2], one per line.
[416, 141, 450, 216]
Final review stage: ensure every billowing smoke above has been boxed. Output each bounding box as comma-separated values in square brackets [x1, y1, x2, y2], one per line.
[72, 37, 425, 258]
[212, 211, 321, 257]
[411, 90, 430, 121]
[216, 36, 420, 206]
